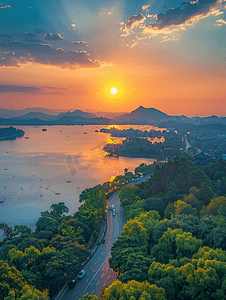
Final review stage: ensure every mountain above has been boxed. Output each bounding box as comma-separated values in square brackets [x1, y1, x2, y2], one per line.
[112, 106, 171, 124]
[15, 112, 54, 121]
[53, 109, 97, 120]
[0, 107, 59, 118]
[84, 109, 128, 119]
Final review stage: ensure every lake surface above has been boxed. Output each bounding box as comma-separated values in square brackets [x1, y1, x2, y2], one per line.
[0, 124, 158, 237]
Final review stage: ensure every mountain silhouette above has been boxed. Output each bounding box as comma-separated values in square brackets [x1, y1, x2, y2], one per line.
[112, 106, 170, 124]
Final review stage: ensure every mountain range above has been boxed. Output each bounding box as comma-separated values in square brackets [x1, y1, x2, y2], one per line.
[0, 106, 225, 126]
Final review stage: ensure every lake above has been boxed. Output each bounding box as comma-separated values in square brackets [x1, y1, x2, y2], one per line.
[0, 124, 158, 237]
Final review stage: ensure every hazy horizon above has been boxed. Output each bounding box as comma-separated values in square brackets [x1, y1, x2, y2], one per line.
[0, 105, 226, 118]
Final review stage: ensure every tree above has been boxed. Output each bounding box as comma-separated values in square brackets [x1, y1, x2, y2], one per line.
[138, 210, 161, 237]
[35, 217, 58, 235]
[200, 196, 226, 216]
[148, 247, 226, 300]
[0, 223, 13, 239]
[79, 295, 99, 300]
[122, 219, 148, 244]
[103, 280, 166, 300]
[119, 185, 141, 208]
[50, 202, 69, 218]
[18, 238, 44, 252]
[12, 226, 31, 238]
[119, 253, 152, 283]
[151, 228, 202, 264]
[109, 235, 147, 275]
[0, 260, 24, 300]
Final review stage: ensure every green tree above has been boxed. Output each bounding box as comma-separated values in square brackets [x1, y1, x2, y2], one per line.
[122, 219, 148, 244]
[148, 246, 226, 300]
[109, 235, 147, 275]
[119, 185, 141, 208]
[200, 196, 226, 216]
[50, 202, 69, 218]
[79, 295, 99, 300]
[103, 280, 166, 300]
[151, 228, 202, 263]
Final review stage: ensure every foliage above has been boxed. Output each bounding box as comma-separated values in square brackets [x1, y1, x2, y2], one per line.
[0, 261, 48, 300]
[103, 280, 166, 300]
[164, 200, 198, 219]
[148, 247, 226, 300]
[200, 196, 226, 216]
[151, 228, 202, 264]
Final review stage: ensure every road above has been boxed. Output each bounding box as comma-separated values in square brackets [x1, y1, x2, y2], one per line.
[62, 174, 152, 300]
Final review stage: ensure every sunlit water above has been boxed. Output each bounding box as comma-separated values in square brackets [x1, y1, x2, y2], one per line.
[0, 125, 159, 237]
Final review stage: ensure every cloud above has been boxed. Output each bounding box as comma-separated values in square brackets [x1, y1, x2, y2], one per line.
[0, 34, 14, 39]
[44, 33, 65, 41]
[0, 4, 11, 8]
[70, 24, 76, 30]
[0, 42, 105, 69]
[72, 41, 87, 45]
[144, 0, 223, 30]
[22, 32, 42, 43]
[216, 18, 226, 25]
[0, 85, 69, 94]
[142, 5, 150, 11]
[122, 13, 146, 32]
[0, 85, 43, 93]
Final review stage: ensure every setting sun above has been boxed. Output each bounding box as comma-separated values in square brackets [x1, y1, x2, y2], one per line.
[110, 87, 118, 95]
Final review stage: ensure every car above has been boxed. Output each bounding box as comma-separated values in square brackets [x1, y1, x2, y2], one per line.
[112, 209, 116, 216]
[109, 205, 115, 211]
[69, 279, 77, 288]
[78, 269, 86, 279]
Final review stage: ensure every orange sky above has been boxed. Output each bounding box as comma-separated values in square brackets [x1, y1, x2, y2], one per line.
[0, 0, 225, 117]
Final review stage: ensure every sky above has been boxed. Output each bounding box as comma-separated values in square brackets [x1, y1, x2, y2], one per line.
[0, 0, 225, 116]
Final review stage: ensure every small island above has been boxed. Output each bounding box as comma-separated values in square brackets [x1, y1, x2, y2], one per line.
[0, 126, 25, 141]
[101, 127, 184, 160]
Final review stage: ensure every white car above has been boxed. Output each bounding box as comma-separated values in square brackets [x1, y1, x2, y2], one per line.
[78, 270, 86, 279]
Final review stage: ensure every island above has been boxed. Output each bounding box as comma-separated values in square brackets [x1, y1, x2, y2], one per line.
[0, 126, 25, 141]
[101, 127, 184, 160]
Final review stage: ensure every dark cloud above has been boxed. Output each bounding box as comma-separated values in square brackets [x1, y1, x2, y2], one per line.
[145, 0, 222, 30]
[0, 34, 13, 39]
[0, 85, 69, 94]
[72, 41, 87, 45]
[123, 13, 146, 32]
[22, 32, 42, 43]
[0, 42, 102, 69]
[0, 85, 43, 93]
[44, 33, 64, 41]
[34, 29, 45, 34]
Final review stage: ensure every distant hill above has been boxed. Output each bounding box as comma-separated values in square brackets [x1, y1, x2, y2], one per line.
[0, 107, 59, 118]
[0, 106, 225, 126]
[53, 109, 97, 120]
[84, 109, 128, 119]
[16, 112, 54, 121]
[112, 106, 171, 124]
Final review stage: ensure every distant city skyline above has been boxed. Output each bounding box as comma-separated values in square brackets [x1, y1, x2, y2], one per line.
[0, 0, 225, 116]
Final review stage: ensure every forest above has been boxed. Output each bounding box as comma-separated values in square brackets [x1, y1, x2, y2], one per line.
[0, 172, 136, 299]
[80, 155, 226, 300]
[2, 154, 226, 299]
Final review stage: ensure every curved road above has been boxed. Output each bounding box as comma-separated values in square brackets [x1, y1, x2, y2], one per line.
[62, 174, 152, 300]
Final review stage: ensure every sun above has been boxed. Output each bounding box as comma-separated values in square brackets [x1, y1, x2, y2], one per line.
[110, 87, 118, 95]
